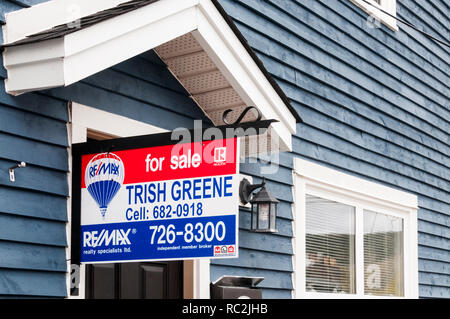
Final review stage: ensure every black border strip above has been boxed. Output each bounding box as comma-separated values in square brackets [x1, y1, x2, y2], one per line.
[72, 120, 277, 156]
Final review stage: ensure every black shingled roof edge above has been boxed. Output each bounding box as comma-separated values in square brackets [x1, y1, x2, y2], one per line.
[1, 0, 302, 123]
[1, 0, 160, 48]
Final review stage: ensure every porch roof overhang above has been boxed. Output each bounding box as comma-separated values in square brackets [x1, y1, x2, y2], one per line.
[1, 0, 301, 153]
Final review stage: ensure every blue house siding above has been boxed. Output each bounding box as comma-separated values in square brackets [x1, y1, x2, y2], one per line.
[0, 0, 69, 296]
[0, 0, 448, 299]
[218, 0, 449, 298]
[0, 79, 69, 298]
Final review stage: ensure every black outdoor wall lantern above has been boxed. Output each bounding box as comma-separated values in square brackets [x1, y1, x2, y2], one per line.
[239, 177, 279, 233]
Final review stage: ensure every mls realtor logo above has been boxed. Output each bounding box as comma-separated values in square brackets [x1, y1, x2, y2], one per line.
[213, 147, 227, 166]
[84, 153, 125, 219]
[214, 245, 236, 256]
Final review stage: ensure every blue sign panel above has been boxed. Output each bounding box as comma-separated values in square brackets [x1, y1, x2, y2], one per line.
[81, 215, 237, 262]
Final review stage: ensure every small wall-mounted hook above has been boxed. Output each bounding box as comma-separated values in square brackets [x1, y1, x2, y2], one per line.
[9, 161, 26, 182]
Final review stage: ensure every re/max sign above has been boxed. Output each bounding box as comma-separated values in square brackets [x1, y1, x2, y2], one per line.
[83, 228, 131, 248]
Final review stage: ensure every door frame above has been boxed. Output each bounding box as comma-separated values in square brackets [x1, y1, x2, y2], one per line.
[66, 102, 210, 299]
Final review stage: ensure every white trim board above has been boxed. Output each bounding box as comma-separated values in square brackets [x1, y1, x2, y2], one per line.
[294, 158, 418, 210]
[71, 102, 167, 140]
[2, 0, 297, 153]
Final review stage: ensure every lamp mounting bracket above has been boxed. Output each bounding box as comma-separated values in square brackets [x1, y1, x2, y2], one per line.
[239, 177, 266, 205]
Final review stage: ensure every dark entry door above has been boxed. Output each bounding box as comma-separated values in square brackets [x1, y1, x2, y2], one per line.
[86, 261, 183, 299]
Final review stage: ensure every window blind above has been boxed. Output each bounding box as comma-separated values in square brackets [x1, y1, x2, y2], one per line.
[305, 195, 356, 294]
[364, 210, 404, 296]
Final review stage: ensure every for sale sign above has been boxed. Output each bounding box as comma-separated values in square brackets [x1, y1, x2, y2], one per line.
[79, 137, 239, 263]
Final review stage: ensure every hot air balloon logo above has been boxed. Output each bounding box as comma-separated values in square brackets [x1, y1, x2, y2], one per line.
[85, 153, 125, 219]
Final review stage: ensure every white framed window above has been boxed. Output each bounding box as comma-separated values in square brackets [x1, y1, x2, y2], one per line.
[350, 0, 398, 31]
[292, 158, 418, 298]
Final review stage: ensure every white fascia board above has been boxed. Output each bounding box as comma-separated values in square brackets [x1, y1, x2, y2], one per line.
[197, 0, 297, 135]
[64, 4, 198, 86]
[3, 38, 66, 94]
[3, 0, 198, 93]
[3, 0, 130, 44]
[194, 3, 295, 151]
[193, 19, 292, 150]
[5, 58, 65, 94]
[64, 0, 199, 57]
[3, 37, 65, 66]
